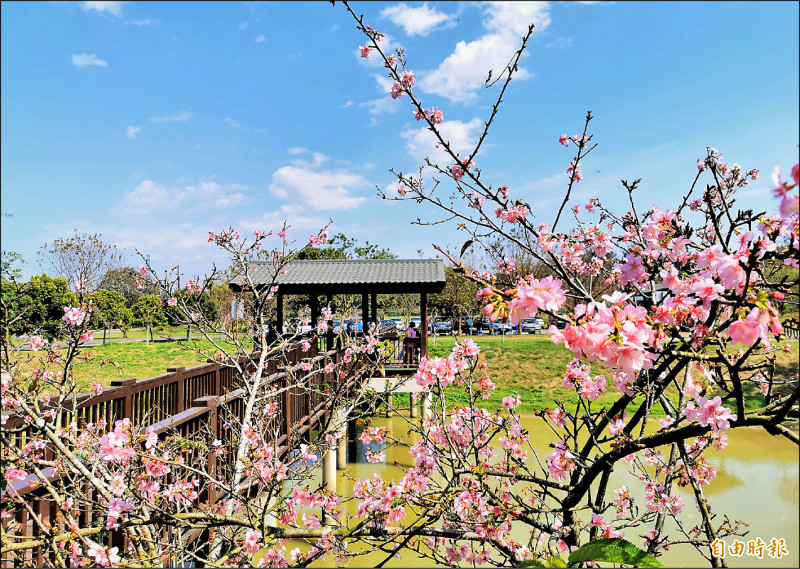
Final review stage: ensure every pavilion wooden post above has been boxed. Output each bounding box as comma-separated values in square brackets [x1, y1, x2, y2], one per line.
[310, 294, 319, 331]
[361, 293, 369, 335]
[370, 293, 377, 332]
[326, 294, 334, 351]
[420, 292, 428, 359]
[380, 287, 392, 417]
[420, 292, 431, 423]
[277, 293, 284, 335]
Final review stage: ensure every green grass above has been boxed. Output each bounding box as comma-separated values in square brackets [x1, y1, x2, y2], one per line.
[16, 340, 244, 393]
[424, 335, 799, 416]
[15, 332, 798, 416]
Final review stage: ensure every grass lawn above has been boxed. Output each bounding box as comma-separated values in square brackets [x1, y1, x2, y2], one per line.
[13, 332, 798, 416]
[15, 340, 240, 394]
[425, 334, 799, 416]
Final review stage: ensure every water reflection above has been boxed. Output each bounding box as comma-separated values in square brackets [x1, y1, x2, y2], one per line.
[299, 414, 798, 568]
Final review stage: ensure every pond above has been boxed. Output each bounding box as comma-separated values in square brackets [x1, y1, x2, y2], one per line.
[293, 414, 798, 568]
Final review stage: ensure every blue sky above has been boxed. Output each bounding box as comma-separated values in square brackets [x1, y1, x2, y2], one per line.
[2, 1, 798, 283]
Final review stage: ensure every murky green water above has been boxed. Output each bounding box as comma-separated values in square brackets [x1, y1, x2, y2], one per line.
[292, 414, 798, 568]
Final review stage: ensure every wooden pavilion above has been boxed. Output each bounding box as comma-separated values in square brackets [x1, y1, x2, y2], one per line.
[228, 258, 447, 360]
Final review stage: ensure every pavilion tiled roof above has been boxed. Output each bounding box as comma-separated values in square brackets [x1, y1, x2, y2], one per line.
[228, 259, 446, 295]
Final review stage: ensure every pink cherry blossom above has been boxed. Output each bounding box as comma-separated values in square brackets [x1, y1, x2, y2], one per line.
[243, 529, 262, 554]
[608, 418, 626, 437]
[4, 466, 27, 483]
[28, 335, 47, 351]
[685, 396, 736, 431]
[62, 306, 87, 326]
[726, 307, 768, 346]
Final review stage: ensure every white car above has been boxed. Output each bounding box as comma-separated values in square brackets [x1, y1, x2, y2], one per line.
[389, 317, 405, 332]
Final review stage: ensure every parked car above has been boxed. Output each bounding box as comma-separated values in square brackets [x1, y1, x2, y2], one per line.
[343, 319, 362, 333]
[289, 319, 312, 334]
[520, 317, 542, 334]
[409, 317, 422, 331]
[378, 319, 395, 333]
[455, 316, 478, 334]
[481, 316, 514, 335]
[332, 320, 342, 333]
[552, 313, 569, 330]
[429, 316, 453, 336]
[389, 317, 405, 332]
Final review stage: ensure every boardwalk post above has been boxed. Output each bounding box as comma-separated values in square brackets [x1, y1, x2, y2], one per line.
[334, 407, 348, 469]
[166, 367, 186, 413]
[109, 378, 135, 422]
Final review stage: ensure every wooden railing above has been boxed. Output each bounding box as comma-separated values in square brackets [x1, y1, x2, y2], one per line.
[1, 338, 364, 568]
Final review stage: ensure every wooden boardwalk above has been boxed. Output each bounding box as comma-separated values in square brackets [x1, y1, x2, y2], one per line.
[1, 332, 423, 567]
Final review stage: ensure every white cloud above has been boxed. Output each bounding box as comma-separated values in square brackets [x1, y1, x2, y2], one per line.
[402, 118, 482, 164]
[149, 110, 193, 123]
[290, 152, 329, 169]
[79, 1, 126, 16]
[121, 180, 249, 214]
[288, 147, 308, 155]
[418, 1, 551, 104]
[130, 19, 152, 26]
[71, 53, 107, 67]
[361, 97, 401, 117]
[125, 126, 142, 139]
[255, 34, 267, 43]
[381, 3, 455, 36]
[269, 160, 370, 210]
[179, 182, 248, 208]
[342, 100, 354, 108]
[238, 204, 326, 238]
[121, 180, 172, 213]
[224, 117, 240, 128]
[546, 37, 573, 49]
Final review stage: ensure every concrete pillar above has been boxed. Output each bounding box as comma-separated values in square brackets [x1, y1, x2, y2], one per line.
[323, 444, 337, 525]
[324, 443, 337, 492]
[422, 392, 432, 424]
[265, 495, 278, 528]
[410, 392, 419, 418]
[385, 393, 394, 417]
[337, 436, 347, 469]
[334, 408, 348, 470]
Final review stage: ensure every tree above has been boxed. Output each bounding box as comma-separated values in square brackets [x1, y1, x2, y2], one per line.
[297, 232, 396, 261]
[98, 266, 156, 307]
[90, 289, 132, 339]
[131, 294, 168, 343]
[344, 3, 798, 566]
[38, 231, 124, 292]
[430, 266, 481, 330]
[1, 273, 73, 340]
